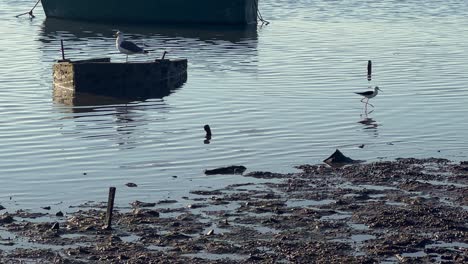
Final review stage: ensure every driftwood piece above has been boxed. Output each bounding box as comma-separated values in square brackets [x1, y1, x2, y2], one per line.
[205, 166, 247, 175]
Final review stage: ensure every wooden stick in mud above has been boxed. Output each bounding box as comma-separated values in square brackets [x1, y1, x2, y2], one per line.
[104, 187, 116, 230]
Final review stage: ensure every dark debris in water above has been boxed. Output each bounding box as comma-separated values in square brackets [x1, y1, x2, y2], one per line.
[204, 165, 247, 175]
[1, 158, 467, 263]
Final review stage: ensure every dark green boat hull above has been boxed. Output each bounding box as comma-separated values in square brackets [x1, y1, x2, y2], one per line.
[41, 0, 258, 25]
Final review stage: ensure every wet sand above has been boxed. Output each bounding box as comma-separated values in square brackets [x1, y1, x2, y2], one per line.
[1, 158, 467, 263]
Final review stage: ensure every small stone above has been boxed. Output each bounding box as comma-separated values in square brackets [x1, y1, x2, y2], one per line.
[0, 205, 5, 210]
[157, 199, 178, 204]
[133, 208, 159, 217]
[41, 206, 51, 210]
[125, 182, 138, 187]
[187, 204, 205, 209]
[206, 229, 214, 236]
[0, 215, 14, 224]
[56, 211, 64, 217]
[131, 200, 156, 208]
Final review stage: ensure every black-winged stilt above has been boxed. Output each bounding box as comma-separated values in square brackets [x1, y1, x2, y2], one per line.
[355, 86, 381, 108]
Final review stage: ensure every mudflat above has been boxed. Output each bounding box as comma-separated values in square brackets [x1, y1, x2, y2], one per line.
[1, 158, 467, 263]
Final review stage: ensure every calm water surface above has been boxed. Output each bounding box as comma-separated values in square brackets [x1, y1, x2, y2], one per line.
[1, 0, 467, 209]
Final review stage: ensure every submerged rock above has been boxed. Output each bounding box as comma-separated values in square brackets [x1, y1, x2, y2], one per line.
[323, 149, 362, 167]
[0, 215, 14, 224]
[131, 200, 156, 208]
[204, 165, 247, 175]
[132, 208, 160, 218]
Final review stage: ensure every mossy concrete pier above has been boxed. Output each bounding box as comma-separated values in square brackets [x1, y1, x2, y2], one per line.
[53, 58, 187, 100]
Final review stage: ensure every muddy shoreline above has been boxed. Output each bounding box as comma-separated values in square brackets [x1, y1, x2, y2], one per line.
[1, 158, 467, 263]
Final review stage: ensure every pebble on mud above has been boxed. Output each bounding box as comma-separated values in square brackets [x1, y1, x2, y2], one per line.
[0, 215, 14, 224]
[131, 200, 156, 208]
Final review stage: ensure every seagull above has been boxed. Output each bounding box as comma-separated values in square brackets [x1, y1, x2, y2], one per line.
[115, 31, 148, 62]
[355, 86, 382, 108]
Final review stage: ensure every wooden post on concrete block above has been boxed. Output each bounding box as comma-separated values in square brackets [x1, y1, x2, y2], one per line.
[367, 60, 372, 81]
[61, 40, 65, 61]
[104, 187, 116, 230]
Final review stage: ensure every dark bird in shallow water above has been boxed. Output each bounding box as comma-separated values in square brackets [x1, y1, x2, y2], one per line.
[355, 86, 381, 107]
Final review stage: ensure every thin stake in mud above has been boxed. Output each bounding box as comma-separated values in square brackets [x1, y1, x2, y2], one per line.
[104, 187, 116, 230]
[204, 124, 212, 144]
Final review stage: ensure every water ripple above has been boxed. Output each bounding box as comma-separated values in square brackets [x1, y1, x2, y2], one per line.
[1, 0, 468, 207]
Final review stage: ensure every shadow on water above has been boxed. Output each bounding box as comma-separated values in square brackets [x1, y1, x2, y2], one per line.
[39, 18, 258, 44]
[53, 92, 170, 150]
[53, 89, 175, 115]
[53, 92, 141, 112]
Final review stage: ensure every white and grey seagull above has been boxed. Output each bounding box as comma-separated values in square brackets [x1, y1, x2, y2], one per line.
[115, 31, 148, 62]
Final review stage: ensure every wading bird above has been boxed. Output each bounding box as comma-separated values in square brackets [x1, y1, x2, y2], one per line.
[355, 86, 381, 108]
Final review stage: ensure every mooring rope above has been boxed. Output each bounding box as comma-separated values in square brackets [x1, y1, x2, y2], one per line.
[15, 0, 41, 18]
[254, 0, 270, 25]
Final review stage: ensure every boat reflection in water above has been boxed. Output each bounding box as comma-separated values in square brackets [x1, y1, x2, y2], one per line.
[40, 18, 258, 44]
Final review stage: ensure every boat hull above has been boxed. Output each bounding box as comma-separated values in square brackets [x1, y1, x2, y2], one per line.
[41, 0, 258, 25]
